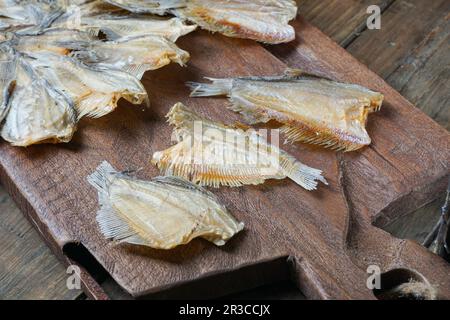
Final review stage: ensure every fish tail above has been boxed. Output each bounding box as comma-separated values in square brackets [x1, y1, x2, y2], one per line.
[281, 156, 328, 191]
[187, 78, 232, 97]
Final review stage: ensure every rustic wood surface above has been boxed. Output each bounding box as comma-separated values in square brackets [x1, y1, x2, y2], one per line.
[0, 0, 448, 299]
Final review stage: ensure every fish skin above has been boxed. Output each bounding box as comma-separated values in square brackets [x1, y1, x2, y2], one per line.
[88, 161, 244, 249]
[1, 59, 77, 146]
[187, 70, 384, 152]
[152, 103, 327, 190]
[173, 0, 298, 44]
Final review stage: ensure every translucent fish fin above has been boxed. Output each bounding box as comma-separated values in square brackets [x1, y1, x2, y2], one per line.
[88, 161, 148, 244]
[279, 154, 328, 191]
[187, 78, 232, 97]
[280, 125, 367, 152]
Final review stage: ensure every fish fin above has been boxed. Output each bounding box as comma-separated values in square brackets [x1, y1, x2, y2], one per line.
[152, 155, 267, 188]
[280, 125, 366, 152]
[283, 68, 335, 81]
[279, 154, 328, 190]
[88, 161, 150, 244]
[187, 78, 232, 97]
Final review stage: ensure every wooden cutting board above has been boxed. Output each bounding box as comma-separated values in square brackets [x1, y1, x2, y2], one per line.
[0, 16, 449, 300]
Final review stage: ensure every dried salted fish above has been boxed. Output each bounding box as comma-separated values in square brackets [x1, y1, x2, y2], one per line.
[1, 58, 77, 146]
[26, 51, 147, 119]
[88, 161, 244, 249]
[75, 15, 196, 41]
[104, 0, 186, 15]
[67, 34, 190, 79]
[174, 0, 298, 44]
[188, 69, 384, 152]
[152, 103, 327, 190]
[0, 1, 195, 146]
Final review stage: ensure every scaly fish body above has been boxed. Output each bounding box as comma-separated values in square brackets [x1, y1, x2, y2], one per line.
[152, 103, 327, 190]
[188, 70, 384, 152]
[88, 161, 244, 249]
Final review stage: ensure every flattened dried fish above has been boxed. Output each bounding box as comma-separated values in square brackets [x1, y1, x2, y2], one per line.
[152, 103, 327, 190]
[67, 35, 190, 79]
[174, 0, 298, 44]
[88, 161, 244, 249]
[76, 15, 196, 41]
[27, 52, 147, 119]
[104, 0, 186, 15]
[188, 70, 384, 152]
[1, 59, 76, 146]
[13, 28, 95, 55]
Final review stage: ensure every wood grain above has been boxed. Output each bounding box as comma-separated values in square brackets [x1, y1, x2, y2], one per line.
[298, 0, 395, 46]
[0, 185, 81, 300]
[346, 0, 450, 130]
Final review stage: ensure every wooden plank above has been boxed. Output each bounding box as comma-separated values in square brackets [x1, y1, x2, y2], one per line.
[346, 0, 450, 79]
[0, 185, 81, 299]
[298, 0, 395, 46]
[0, 15, 448, 299]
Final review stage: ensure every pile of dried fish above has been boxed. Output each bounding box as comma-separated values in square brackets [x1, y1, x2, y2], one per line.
[152, 103, 327, 190]
[88, 161, 244, 249]
[188, 69, 384, 151]
[0, 0, 195, 146]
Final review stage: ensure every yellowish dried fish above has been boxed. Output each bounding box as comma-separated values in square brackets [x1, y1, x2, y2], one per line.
[77, 15, 196, 41]
[188, 70, 384, 152]
[13, 28, 96, 55]
[27, 51, 148, 119]
[152, 103, 327, 190]
[1, 59, 77, 146]
[67, 35, 190, 79]
[174, 0, 298, 44]
[88, 161, 244, 249]
[104, 0, 186, 15]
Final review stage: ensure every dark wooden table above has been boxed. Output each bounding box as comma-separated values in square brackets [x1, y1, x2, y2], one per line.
[0, 0, 448, 299]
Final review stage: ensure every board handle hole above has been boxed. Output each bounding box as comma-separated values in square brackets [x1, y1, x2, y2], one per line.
[373, 268, 438, 300]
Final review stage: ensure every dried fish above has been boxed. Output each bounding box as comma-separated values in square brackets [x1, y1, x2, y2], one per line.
[67, 34, 190, 79]
[152, 103, 327, 190]
[188, 69, 384, 152]
[174, 0, 298, 44]
[75, 15, 196, 42]
[26, 51, 148, 119]
[1, 58, 77, 146]
[104, 0, 186, 15]
[88, 161, 244, 249]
